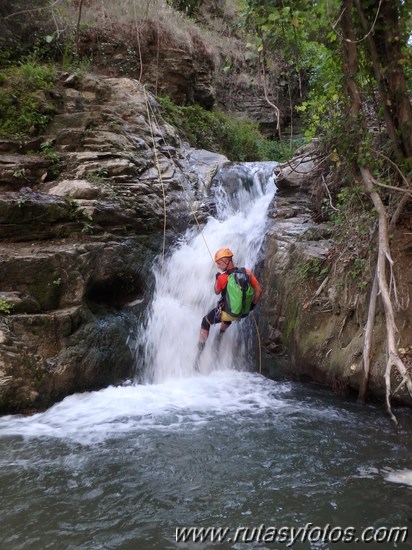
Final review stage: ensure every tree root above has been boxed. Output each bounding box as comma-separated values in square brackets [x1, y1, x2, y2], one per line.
[360, 167, 412, 422]
[358, 270, 378, 403]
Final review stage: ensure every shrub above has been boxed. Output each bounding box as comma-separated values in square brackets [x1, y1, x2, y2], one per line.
[158, 96, 302, 162]
[0, 61, 56, 138]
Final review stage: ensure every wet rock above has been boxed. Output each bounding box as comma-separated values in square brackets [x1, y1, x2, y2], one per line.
[48, 179, 99, 199]
[0, 74, 226, 413]
[274, 141, 319, 192]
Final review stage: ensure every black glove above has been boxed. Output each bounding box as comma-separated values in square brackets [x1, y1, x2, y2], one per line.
[215, 272, 220, 280]
[250, 302, 256, 311]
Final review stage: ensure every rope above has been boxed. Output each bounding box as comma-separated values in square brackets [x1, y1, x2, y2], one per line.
[251, 312, 262, 375]
[143, 87, 167, 271]
[142, 84, 262, 373]
[142, 87, 214, 264]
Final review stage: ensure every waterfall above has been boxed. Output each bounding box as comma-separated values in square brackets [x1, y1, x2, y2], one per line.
[139, 161, 277, 383]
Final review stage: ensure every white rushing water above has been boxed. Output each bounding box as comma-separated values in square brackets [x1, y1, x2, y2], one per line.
[0, 161, 278, 442]
[2, 162, 412, 550]
[141, 161, 277, 383]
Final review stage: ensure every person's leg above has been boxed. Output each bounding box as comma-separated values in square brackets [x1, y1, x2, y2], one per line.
[199, 308, 220, 343]
[215, 321, 231, 353]
[219, 321, 231, 333]
[199, 328, 209, 344]
[196, 307, 219, 361]
[197, 331, 207, 360]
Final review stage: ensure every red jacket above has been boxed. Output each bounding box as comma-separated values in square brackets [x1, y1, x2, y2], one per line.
[215, 269, 260, 293]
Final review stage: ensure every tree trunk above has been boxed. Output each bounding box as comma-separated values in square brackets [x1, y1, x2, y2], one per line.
[356, 0, 412, 158]
[76, 0, 85, 54]
[360, 167, 412, 421]
[340, 0, 412, 420]
[342, 0, 361, 118]
[358, 270, 378, 403]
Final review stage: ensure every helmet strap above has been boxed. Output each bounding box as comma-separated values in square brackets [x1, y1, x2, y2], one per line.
[222, 258, 230, 271]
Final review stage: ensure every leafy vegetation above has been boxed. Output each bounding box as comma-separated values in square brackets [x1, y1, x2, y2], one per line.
[0, 298, 13, 315]
[298, 258, 329, 282]
[0, 61, 56, 138]
[158, 96, 303, 162]
[40, 140, 62, 163]
[240, 0, 412, 416]
[241, 0, 411, 176]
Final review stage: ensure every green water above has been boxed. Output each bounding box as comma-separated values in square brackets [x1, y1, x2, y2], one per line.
[0, 371, 411, 549]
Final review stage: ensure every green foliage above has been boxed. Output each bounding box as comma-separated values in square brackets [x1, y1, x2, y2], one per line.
[241, 0, 346, 155]
[158, 96, 300, 161]
[64, 196, 94, 233]
[242, 0, 411, 189]
[328, 185, 374, 229]
[16, 188, 33, 207]
[325, 184, 375, 290]
[0, 61, 56, 138]
[0, 298, 13, 315]
[296, 45, 344, 141]
[299, 258, 328, 281]
[349, 258, 365, 281]
[40, 140, 61, 163]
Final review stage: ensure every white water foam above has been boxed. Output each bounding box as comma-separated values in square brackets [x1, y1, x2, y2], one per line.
[384, 468, 412, 487]
[0, 162, 279, 444]
[0, 371, 292, 445]
[141, 161, 277, 383]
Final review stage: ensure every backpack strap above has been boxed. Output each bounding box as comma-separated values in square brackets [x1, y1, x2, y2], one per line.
[226, 267, 243, 275]
[225, 267, 251, 317]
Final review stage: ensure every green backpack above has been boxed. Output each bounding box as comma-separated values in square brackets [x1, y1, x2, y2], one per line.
[224, 268, 254, 318]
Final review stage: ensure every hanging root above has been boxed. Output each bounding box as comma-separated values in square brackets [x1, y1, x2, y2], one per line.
[358, 270, 378, 403]
[360, 167, 412, 422]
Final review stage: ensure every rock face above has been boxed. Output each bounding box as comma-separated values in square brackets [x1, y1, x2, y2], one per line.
[75, 21, 292, 136]
[2, 72, 410, 413]
[77, 23, 217, 110]
[0, 73, 228, 413]
[261, 144, 412, 405]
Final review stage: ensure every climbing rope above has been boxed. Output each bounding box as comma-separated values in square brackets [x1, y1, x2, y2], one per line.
[143, 87, 167, 271]
[142, 86, 214, 264]
[142, 85, 263, 373]
[251, 312, 263, 375]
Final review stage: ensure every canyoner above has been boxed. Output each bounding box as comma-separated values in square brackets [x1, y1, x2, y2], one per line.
[139, 161, 276, 383]
[196, 247, 262, 368]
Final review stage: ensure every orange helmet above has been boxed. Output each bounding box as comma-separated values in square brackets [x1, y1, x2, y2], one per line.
[214, 248, 234, 262]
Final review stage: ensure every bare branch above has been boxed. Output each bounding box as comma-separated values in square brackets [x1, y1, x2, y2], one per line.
[352, 0, 383, 43]
[5, 0, 62, 20]
[360, 166, 412, 421]
[372, 149, 411, 189]
[259, 54, 281, 138]
[322, 174, 338, 211]
[75, 0, 85, 54]
[367, 177, 412, 196]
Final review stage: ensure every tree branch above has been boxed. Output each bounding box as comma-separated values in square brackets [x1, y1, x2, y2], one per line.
[360, 167, 412, 422]
[5, 0, 62, 19]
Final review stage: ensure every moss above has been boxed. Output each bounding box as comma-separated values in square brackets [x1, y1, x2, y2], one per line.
[285, 300, 299, 341]
[22, 354, 45, 390]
